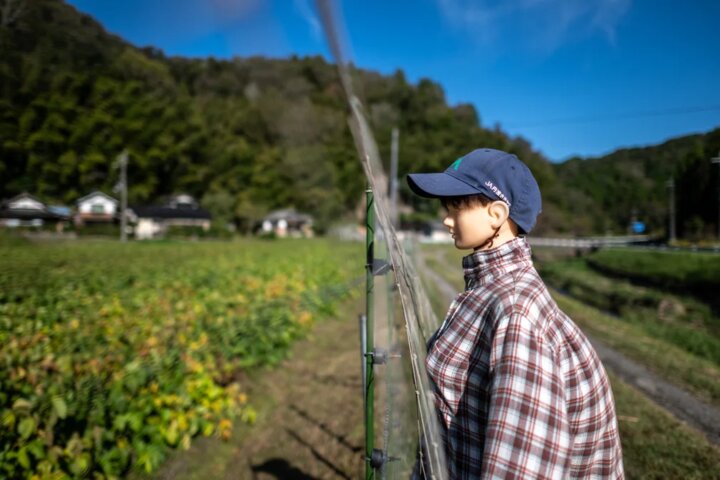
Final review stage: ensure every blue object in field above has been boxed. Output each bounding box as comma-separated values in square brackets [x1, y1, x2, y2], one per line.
[632, 221, 645, 234]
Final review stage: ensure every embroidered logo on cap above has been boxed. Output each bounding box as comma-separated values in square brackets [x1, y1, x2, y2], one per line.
[450, 158, 463, 171]
[485, 181, 511, 206]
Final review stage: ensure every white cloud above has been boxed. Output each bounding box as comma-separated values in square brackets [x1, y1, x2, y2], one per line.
[435, 0, 631, 52]
[294, 0, 322, 41]
[208, 0, 263, 25]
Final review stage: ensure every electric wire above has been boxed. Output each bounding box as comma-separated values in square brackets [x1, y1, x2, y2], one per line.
[506, 104, 720, 129]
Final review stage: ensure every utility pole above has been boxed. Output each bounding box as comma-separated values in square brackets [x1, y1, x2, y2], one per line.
[712, 151, 720, 242]
[666, 177, 676, 244]
[389, 127, 399, 229]
[116, 150, 128, 242]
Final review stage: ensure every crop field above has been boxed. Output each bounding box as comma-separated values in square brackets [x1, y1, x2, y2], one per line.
[0, 238, 360, 479]
[420, 243, 720, 478]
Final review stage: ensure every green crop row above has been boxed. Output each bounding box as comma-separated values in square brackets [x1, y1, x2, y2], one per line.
[0, 239, 360, 479]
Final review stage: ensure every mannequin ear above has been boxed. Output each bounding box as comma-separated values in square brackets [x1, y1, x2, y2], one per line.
[488, 201, 510, 227]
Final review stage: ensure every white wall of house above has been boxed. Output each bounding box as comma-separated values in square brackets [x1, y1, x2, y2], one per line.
[78, 195, 117, 216]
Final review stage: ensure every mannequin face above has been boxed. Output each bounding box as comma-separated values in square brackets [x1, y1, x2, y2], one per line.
[442, 200, 511, 251]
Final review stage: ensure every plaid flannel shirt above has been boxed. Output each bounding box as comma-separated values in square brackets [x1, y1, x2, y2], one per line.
[426, 236, 624, 479]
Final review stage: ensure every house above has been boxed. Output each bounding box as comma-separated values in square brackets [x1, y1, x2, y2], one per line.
[75, 191, 118, 226]
[130, 194, 211, 240]
[0, 193, 70, 229]
[260, 209, 314, 238]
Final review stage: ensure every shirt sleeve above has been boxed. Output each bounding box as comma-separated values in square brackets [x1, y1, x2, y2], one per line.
[481, 312, 572, 479]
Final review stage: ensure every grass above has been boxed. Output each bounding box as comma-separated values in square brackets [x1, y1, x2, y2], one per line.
[422, 246, 465, 293]
[552, 290, 720, 407]
[587, 248, 720, 294]
[529, 246, 720, 406]
[538, 258, 720, 366]
[610, 371, 720, 479]
[419, 255, 457, 319]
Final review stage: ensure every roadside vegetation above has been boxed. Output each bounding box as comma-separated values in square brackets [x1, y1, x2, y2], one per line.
[419, 243, 720, 477]
[551, 291, 720, 407]
[540, 257, 720, 366]
[535, 248, 720, 406]
[0, 239, 359, 479]
[585, 248, 720, 299]
[608, 371, 720, 479]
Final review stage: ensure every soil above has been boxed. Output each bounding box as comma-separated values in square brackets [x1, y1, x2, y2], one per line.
[151, 296, 366, 480]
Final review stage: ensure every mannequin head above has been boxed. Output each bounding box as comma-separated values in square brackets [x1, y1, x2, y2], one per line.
[441, 195, 520, 251]
[407, 148, 543, 236]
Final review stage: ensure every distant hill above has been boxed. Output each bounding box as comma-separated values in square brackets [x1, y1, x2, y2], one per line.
[554, 129, 720, 238]
[1, 0, 718, 237]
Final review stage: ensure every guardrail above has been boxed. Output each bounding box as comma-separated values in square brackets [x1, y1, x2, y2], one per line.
[528, 235, 650, 248]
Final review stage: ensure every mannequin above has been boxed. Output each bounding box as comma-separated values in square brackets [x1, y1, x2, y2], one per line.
[407, 148, 624, 478]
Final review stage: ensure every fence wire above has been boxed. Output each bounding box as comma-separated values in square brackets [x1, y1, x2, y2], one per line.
[316, 2, 449, 478]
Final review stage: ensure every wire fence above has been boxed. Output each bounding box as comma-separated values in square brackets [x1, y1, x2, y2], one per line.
[316, 1, 450, 477]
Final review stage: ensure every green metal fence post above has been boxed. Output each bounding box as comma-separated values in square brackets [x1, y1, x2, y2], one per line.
[365, 187, 375, 480]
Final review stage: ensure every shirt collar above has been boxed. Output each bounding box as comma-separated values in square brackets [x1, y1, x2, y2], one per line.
[462, 236, 533, 285]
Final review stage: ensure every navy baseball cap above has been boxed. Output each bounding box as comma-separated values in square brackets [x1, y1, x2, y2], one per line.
[406, 148, 542, 234]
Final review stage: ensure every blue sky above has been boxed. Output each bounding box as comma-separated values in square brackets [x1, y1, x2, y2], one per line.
[68, 0, 720, 162]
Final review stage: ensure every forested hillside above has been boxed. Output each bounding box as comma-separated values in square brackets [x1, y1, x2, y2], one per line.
[0, 0, 566, 233]
[1, 0, 718, 237]
[555, 129, 720, 238]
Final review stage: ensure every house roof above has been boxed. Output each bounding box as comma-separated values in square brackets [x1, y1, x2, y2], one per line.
[77, 191, 118, 205]
[130, 205, 211, 220]
[0, 193, 69, 220]
[2, 192, 45, 209]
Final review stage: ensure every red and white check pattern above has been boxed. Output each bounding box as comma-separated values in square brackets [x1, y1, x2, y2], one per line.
[426, 236, 624, 479]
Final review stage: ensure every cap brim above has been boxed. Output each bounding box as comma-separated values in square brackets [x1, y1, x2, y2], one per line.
[406, 172, 481, 198]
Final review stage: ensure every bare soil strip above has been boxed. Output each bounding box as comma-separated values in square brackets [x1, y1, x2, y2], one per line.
[152, 296, 366, 480]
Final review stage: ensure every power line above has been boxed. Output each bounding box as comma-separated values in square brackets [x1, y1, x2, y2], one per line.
[505, 104, 720, 129]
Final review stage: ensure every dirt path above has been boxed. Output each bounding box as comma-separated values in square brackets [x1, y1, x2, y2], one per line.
[585, 328, 720, 445]
[153, 296, 366, 480]
[417, 247, 720, 446]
